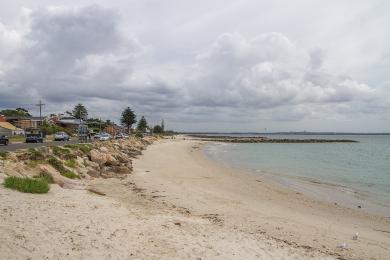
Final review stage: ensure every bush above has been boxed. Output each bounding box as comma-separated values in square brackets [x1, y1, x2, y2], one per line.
[47, 156, 80, 179]
[4, 176, 49, 193]
[64, 144, 92, 155]
[135, 131, 143, 138]
[28, 148, 45, 161]
[61, 171, 80, 179]
[34, 171, 54, 184]
[51, 146, 76, 160]
[64, 159, 77, 168]
[0, 151, 8, 159]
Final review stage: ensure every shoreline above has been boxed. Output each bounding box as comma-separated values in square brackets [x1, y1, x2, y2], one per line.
[202, 140, 390, 218]
[132, 137, 390, 259]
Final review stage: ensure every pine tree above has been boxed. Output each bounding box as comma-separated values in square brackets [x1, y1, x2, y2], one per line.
[120, 107, 137, 133]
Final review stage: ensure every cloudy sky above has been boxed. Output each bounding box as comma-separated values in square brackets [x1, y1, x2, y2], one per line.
[0, 0, 389, 132]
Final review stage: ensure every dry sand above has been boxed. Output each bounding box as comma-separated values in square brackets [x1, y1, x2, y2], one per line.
[1, 138, 389, 259]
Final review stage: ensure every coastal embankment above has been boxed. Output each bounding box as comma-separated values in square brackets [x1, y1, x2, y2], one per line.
[0, 137, 389, 259]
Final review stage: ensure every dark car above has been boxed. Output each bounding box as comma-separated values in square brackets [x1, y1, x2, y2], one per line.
[0, 135, 9, 145]
[25, 128, 44, 143]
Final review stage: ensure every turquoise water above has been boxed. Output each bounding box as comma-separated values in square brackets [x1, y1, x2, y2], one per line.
[204, 135, 390, 213]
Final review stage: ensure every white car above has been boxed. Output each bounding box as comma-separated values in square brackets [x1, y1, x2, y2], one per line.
[54, 132, 70, 141]
[99, 133, 112, 141]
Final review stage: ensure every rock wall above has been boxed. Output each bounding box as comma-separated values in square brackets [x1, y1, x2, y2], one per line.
[0, 136, 158, 189]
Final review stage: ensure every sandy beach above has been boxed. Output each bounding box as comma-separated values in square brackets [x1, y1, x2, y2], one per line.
[1, 138, 390, 259]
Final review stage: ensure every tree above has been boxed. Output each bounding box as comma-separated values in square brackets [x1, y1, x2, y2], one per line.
[120, 107, 137, 133]
[136, 116, 148, 133]
[153, 125, 163, 134]
[0, 108, 31, 117]
[72, 104, 88, 121]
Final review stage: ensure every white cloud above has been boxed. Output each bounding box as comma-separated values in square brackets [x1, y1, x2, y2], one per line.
[0, 2, 389, 132]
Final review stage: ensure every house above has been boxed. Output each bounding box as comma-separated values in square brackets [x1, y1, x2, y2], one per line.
[0, 122, 18, 136]
[51, 116, 81, 131]
[5, 116, 44, 129]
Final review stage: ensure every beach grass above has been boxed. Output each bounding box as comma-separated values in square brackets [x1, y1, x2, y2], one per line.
[4, 176, 49, 194]
[47, 156, 80, 179]
[64, 159, 77, 168]
[0, 151, 8, 159]
[64, 144, 92, 154]
[34, 171, 54, 184]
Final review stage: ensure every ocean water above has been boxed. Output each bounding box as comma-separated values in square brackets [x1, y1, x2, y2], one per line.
[203, 134, 390, 215]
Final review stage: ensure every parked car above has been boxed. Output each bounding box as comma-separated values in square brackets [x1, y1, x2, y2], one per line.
[0, 135, 9, 145]
[54, 132, 70, 141]
[25, 128, 44, 143]
[99, 133, 112, 141]
[93, 133, 102, 140]
[115, 133, 125, 139]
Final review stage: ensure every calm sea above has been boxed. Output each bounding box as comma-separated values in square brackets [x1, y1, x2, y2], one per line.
[203, 134, 390, 216]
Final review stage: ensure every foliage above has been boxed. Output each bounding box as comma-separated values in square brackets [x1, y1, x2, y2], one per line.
[26, 159, 45, 168]
[41, 120, 71, 135]
[34, 171, 54, 184]
[28, 148, 45, 161]
[0, 108, 31, 117]
[153, 125, 164, 134]
[51, 146, 76, 160]
[136, 116, 148, 133]
[64, 159, 77, 168]
[72, 103, 88, 120]
[47, 156, 80, 179]
[61, 171, 80, 179]
[0, 151, 8, 159]
[120, 107, 137, 133]
[4, 176, 49, 194]
[86, 118, 108, 131]
[135, 131, 143, 138]
[64, 144, 92, 154]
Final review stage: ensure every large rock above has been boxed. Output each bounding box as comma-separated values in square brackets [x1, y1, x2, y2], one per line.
[90, 150, 107, 165]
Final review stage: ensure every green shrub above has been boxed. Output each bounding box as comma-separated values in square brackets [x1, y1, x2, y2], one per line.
[135, 131, 143, 138]
[0, 151, 8, 159]
[47, 156, 79, 179]
[64, 144, 92, 154]
[47, 156, 66, 173]
[28, 148, 45, 161]
[4, 176, 49, 193]
[26, 160, 45, 168]
[64, 159, 77, 168]
[51, 146, 76, 160]
[34, 171, 54, 184]
[61, 170, 80, 179]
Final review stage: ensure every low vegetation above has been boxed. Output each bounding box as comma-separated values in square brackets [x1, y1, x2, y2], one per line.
[51, 146, 76, 160]
[3, 176, 49, 194]
[0, 151, 8, 159]
[34, 171, 54, 184]
[47, 156, 80, 179]
[28, 148, 45, 161]
[64, 159, 77, 168]
[64, 144, 92, 155]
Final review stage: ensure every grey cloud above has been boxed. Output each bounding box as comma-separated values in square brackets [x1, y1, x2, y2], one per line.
[0, 2, 389, 132]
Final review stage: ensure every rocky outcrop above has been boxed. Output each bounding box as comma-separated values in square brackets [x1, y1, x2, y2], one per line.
[0, 136, 158, 189]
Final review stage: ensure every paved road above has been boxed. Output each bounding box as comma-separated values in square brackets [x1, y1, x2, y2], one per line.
[0, 139, 81, 152]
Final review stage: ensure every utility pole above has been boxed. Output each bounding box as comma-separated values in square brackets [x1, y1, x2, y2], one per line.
[35, 100, 45, 128]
